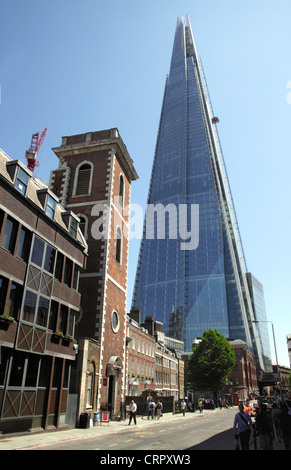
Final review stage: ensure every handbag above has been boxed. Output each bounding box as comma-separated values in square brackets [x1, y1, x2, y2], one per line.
[238, 413, 251, 436]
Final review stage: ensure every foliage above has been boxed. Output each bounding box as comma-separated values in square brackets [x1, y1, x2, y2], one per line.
[187, 329, 236, 401]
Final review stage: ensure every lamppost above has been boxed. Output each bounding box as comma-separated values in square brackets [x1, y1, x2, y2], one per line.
[252, 320, 281, 395]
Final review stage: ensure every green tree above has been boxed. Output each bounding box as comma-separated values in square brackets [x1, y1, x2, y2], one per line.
[187, 329, 236, 405]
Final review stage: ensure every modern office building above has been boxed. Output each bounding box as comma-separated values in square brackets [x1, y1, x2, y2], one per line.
[132, 16, 264, 368]
[246, 273, 272, 372]
[0, 148, 87, 434]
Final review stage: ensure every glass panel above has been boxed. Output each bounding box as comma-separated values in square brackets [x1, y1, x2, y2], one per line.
[54, 252, 64, 282]
[1, 217, 18, 252]
[7, 282, 22, 319]
[9, 352, 25, 387]
[43, 245, 56, 273]
[0, 276, 8, 312]
[38, 357, 51, 388]
[15, 167, 29, 195]
[36, 296, 49, 327]
[58, 305, 68, 334]
[22, 290, 37, 323]
[0, 348, 9, 386]
[64, 258, 73, 286]
[45, 195, 56, 219]
[31, 237, 45, 267]
[25, 355, 39, 387]
[17, 227, 32, 261]
[48, 300, 58, 331]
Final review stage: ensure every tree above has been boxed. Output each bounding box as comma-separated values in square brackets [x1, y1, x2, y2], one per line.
[187, 329, 236, 405]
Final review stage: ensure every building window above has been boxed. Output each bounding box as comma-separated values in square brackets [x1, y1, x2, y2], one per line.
[54, 252, 64, 282]
[7, 282, 23, 319]
[17, 227, 32, 262]
[48, 300, 59, 331]
[72, 265, 80, 290]
[64, 258, 73, 286]
[1, 216, 18, 253]
[69, 217, 78, 239]
[115, 226, 122, 264]
[22, 290, 37, 323]
[31, 236, 45, 267]
[111, 310, 119, 333]
[118, 174, 124, 207]
[0, 276, 8, 313]
[86, 372, 93, 408]
[45, 194, 56, 220]
[75, 163, 93, 195]
[15, 167, 29, 196]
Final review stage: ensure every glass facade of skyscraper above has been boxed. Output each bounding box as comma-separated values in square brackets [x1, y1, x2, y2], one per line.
[246, 273, 273, 372]
[132, 17, 264, 367]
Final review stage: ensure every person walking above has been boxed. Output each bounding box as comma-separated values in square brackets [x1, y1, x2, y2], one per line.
[278, 401, 291, 450]
[255, 404, 274, 450]
[181, 400, 187, 416]
[156, 400, 163, 419]
[272, 403, 282, 442]
[233, 403, 252, 450]
[198, 399, 203, 413]
[128, 400, 137, 425]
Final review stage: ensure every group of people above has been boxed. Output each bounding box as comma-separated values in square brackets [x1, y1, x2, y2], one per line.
[234, 399, 291, 450]
[128, 399, 163, 425]
[146, 399, 163, 420]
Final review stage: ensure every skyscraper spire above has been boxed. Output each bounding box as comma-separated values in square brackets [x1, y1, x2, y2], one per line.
[132, 17, 264, 368]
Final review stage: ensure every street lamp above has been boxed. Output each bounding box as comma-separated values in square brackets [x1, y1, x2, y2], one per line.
[252, 320, 281, 395]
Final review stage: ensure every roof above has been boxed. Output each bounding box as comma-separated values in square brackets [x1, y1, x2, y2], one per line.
[0, 148, 88, 255]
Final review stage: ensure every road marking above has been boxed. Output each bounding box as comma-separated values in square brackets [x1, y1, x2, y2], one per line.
[108, 443, 118, 447]
[125, 439, 133, 443]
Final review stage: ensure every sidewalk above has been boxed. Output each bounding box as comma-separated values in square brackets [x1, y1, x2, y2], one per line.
[0, 408, 286, 450]
[0, 409, 223, 450]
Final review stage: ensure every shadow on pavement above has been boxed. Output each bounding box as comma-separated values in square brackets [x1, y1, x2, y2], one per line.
[186, 428, 285, 451]
[186, 428, 235, 450]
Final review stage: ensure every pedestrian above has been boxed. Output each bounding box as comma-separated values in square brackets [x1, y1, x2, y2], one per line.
[181, 400, 187, 416]
[128, 400, 137, 425]
[278, 401, 291, 450]
[272, 403, 282, 442]
[255, 404, 274, 450]
[198, 399, 203, 413]
[156, 400, 163, 419]
[233, 403, 252, 450]
[147, 400, 155, 419]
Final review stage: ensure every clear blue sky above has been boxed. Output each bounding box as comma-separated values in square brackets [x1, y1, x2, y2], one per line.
[1, 1, 290, 367]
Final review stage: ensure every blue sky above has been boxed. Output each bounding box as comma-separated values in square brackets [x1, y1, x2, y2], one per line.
[1, 1, 290, 367]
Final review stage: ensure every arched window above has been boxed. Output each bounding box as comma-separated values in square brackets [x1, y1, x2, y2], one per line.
[74, 162, 93, 196]
[115, 226, 122, 264]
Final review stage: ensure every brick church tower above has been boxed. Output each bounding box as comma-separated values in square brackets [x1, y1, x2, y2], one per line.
[49, 128, 138, 417]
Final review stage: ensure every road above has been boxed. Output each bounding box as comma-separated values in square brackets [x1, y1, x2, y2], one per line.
[29, 408, 238, 451]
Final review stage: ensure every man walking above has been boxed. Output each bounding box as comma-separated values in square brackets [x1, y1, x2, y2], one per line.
[128, 400, 137, 425]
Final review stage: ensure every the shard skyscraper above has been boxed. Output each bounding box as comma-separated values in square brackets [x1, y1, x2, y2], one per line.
[132, 16, 264, 367]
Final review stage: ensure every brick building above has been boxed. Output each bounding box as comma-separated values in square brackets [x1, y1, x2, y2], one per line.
[226, 339, 259, 401]
[0, 149, 87, 434]
[49, 128, 138, 420]
[126, 309, 156, 396]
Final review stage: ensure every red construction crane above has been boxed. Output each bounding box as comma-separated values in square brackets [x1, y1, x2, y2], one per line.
[25, 128, 47, 173]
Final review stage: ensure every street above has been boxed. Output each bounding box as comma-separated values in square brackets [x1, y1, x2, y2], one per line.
[26, 408, 241, 451]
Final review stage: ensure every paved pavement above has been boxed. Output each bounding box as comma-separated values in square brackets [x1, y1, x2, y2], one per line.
[0, 407, 286, 451]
